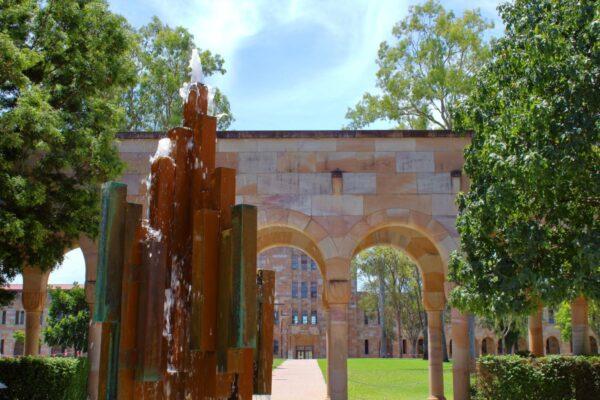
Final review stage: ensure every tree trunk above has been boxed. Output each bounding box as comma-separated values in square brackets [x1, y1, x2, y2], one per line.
[441, 311, 449, 362]
[468, 314, 476, 369]
[422, 311, 429, 360]
[396, 311, 403, 358]
[378, 275, 387, 358]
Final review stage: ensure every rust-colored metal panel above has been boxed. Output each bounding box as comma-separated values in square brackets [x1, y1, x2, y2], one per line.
[117, 204, 143, 400]
[210, 167, 236, 230]
[216, 228, 233, 373]
[136, 237, 167, 381]
[254, 269, 275, 394]
[191, 209, 220, 351]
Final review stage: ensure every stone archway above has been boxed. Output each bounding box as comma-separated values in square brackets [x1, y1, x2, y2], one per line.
[546, 336, 560, 355]
[348, 215, 457, 400]
[481, 337, 494, 355]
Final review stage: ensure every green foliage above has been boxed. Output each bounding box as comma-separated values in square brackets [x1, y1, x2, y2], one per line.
[43, 284, 89, 352]
[122, 16, 233, 131]
[345, 0, 492, 129]
[353, 246, 424, 347]
[12, 330, 24, 344]
[0, 289, 15, 308]
[0, 0, 134, 285]
[476, 355, 600, 400]
[479, 314, 527, 353]
[0, 356, 88, 400]
[449, 0, 600, 318]
[556, 302, 572, 342]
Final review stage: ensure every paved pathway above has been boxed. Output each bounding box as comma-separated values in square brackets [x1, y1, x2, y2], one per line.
[271, 359, 328, 400]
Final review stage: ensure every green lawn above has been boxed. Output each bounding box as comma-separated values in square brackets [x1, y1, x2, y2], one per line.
[317, 358, 454, 400]
[272, 358, 285, 369]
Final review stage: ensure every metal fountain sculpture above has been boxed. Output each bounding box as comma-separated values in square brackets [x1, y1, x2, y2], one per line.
[93, 52, 275, 399]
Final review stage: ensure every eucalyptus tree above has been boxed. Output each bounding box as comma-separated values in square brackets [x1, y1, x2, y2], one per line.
[345, 0, 492, 129]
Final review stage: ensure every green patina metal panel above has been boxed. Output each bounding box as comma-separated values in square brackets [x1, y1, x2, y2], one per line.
[230, 204, 257, 349]
[94, 181, 127, 323]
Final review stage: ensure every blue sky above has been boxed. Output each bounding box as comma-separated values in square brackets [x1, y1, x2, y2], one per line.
[13, 0, 505, 285]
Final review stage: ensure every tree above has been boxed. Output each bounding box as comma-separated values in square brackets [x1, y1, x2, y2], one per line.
[555, 300, 600, 342]
[44, 284, 89, 352]
[122, 17, 233, 132]
[555, 302, 572, 342]
[0, 1, 134, 286]
[345, 0, 492, 130]
[449, 0, 600, 318]
[479, 314, 526, 354]
[13, 330, 24, 356]
[353, 246, 426, 357]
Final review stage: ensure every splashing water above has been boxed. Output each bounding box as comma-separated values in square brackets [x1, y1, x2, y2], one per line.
[179, 49, 204, 101]
[150, 138, 173, 163]
[189, 48, 204, 84]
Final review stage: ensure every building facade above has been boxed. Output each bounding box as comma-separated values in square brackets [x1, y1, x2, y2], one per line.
[259, 247, 598, 359]
[0, 284, 73, 357]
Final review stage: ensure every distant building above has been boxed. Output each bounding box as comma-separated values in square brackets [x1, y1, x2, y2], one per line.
[259, 247, 598, 359]
[0, 284, 74, 357]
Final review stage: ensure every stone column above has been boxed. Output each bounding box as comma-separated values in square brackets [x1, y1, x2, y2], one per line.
[451, 308, 470, 400]
[80, 236, 100, 400]
[325, 279, 350, 400]
[528, 304, 544, 356]
[22, 266, 51, 356]
[427, 309, 446, 400]
[571, 296, 590, 355]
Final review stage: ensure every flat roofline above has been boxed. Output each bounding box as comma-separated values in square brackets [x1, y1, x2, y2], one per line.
[116, 129, 472, 140]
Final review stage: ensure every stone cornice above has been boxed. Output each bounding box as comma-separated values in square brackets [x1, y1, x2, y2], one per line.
[116, 129, 472, 140]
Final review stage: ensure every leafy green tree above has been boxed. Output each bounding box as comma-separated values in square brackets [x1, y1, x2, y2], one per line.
[353, 246, 426, 357]
[345, 0, 492, 129]
[555, 302, 572, 342]
[479, 314, 526, 354]
[12, 330, 24, 355]
[555, 300, 600, 342]
[0, 0, 134, 291]
[449, 0, 600, 318]
[44, 284, 89, 352]
[122, 17, 233, 131]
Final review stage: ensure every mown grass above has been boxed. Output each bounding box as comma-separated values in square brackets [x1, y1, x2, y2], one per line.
[317, 358, 454, 400]
[272, 358, 285, 369]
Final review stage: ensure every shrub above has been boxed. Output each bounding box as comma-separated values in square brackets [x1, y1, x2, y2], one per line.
[476, 355, 600, 400]
[0, 357, 88, 400]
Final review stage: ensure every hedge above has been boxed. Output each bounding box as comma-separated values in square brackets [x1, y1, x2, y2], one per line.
[0, 356, 88, 400]
[476, 355, 600, 400]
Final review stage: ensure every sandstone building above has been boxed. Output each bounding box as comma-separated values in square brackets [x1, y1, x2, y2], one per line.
[258, 247, 598, 360]
[0, 284, 74, 357]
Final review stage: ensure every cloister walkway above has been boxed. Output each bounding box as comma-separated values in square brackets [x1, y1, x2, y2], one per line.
[271, 360, 327, 400]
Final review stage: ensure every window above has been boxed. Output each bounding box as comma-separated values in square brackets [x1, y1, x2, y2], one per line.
[301, 254, 308, 270]
[258, 254, 266, 268]
[548, 308, 555, 324]
[291, 255, 299, 270]
[274, 311, 279, 325]
[301, 282, 308, 299]
[273, 339, 279, 355]
[302, 311, 308, 325]
[364, 340, 369, 355]
[16, 310, 25, 325]
[311, 310, 317, 325]
[292, 281, 298, 298]
[292, 310, 298, 324]
[1, 311, 5, 324]
[310, 282, 317, 299]
[364, 312, 368, 325]
[0, 339, 3, 355]
[310, 259, 317, 271]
